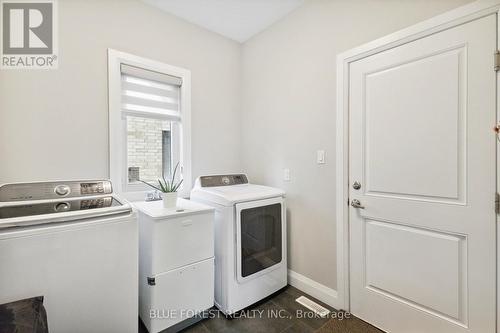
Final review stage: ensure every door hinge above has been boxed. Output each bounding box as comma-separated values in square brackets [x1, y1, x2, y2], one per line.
[495, 193, 499, 214]
[495, 51, 500, 71]
[147, 277, 156, 286]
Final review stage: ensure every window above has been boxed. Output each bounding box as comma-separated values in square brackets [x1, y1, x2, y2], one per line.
[121, 64, 182, 184]
[108, 50, 191, 198]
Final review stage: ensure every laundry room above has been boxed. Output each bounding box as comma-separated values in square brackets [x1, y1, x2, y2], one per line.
[0, 0, 496, 332]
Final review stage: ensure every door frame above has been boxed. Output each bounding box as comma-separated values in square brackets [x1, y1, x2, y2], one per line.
[335, 0, 500, 315]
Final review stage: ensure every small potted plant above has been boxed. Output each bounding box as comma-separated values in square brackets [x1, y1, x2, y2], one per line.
[141, 162, 183, 208]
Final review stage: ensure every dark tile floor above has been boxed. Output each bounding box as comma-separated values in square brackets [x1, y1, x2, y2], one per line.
[139, 285, 383, 333]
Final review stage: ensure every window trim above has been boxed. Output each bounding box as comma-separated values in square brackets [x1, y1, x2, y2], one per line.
[108, 49, 192, 199]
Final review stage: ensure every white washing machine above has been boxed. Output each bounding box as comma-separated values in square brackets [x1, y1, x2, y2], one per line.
[190, 174, 286, 315]
[0, 180, 138, 333]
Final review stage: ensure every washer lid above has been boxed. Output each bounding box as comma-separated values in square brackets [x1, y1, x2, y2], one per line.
[191, 184, 285, 206]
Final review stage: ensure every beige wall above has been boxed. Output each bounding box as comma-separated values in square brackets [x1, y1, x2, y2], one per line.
[240, 0, 473, 290]
[0, 0, 241, 183]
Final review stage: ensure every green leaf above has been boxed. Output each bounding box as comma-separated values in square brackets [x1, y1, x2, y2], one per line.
[158, 179, 167, 192]
[140, 180, 163, 192]
[171, 162, 179, 188]
[162, 175, 170, 193]
[173, 179, 184, 192]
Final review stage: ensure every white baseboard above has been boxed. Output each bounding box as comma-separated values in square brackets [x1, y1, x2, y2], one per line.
[287, 269, 341, 310]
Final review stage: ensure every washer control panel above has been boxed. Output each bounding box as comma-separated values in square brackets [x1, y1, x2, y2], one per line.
[0, 196, 120, 219]
[0, 180, 113, 202]
[199, 174, 248, 187]
[80, 182, 106, 195]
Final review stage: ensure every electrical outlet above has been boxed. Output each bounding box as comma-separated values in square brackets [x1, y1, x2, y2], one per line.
[283, 168, 291, 182]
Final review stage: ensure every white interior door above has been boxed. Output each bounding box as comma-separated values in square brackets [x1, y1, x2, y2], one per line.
[348, 14, 496, 333]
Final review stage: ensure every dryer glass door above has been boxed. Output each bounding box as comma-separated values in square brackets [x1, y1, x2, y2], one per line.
[236, 197, 284, 282]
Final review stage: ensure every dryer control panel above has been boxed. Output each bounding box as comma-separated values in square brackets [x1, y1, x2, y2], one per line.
[199, 174, 248, 187]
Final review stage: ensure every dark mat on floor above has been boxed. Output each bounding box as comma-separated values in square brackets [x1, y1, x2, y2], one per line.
[0, 296, 48, 333]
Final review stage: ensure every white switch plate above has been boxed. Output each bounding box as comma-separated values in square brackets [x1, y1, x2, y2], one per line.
[317, 150, 326, 164]
[283, 168, 291, 181]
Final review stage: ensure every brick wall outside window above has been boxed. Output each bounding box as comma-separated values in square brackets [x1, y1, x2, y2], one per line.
[127, 116, 171, 183]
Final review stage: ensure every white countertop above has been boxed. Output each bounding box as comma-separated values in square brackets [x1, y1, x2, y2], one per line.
[132, 198, 214, 219]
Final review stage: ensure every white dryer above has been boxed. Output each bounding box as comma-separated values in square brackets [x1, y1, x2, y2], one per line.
[190, 174, 286, 315]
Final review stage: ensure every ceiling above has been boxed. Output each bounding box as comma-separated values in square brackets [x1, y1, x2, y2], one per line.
[141, 0, 305, 43]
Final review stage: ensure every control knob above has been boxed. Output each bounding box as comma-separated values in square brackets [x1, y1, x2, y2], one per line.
[55, 202, 70, 212]
[54, 185, 70, 196]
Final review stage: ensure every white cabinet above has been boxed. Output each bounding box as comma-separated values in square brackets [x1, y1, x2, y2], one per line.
[134, 199, 215, 333]
[151, 212, 214, 274]
[147, 259, 214, 332]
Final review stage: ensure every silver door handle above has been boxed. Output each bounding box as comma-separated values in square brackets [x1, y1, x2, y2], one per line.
[351, 199, 365, 209]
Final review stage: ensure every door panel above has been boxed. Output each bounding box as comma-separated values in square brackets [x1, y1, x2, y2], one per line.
[349, 14, 496, 333]
[364, 46, 466, 202]
[240, 203, 282, 277]
[365, 220, 466, 322]
[236, 197, 284, 282]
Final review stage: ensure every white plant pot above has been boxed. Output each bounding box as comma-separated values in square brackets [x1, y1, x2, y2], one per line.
[162, 192, 178, 208]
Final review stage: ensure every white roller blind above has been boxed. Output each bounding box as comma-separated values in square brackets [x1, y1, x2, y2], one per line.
[120, 64, 182, 121]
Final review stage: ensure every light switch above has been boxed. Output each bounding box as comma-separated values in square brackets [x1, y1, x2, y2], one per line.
[317, 150, 326, 164]
[283, 168, 291, 182]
